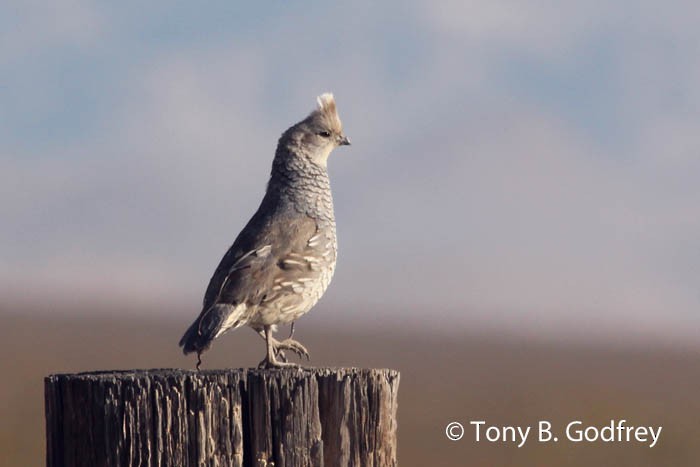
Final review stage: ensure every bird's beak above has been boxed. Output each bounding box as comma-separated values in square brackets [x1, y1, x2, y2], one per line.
[338, 135, 351, 146]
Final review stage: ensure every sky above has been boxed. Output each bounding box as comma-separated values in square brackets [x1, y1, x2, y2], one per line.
[2, 1, 699, 343]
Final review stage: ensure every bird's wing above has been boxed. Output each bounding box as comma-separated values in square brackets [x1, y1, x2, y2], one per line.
[255, 225, 335, 313]
[202, 214, 321, 311]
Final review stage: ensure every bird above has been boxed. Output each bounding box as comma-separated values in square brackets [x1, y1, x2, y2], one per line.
[179, 93, 350, 369]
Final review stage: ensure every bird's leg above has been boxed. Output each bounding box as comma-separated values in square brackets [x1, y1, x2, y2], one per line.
[256, 328, 288, 362]
[259, 325, 300, 368]
[262, 326, 310, 361]
[280, 322, 309, 360]
[264, 325, 277, 366]
[255, 326, 309, 361]
[279, 321, 310, 360]
[196, 351, 203, 371]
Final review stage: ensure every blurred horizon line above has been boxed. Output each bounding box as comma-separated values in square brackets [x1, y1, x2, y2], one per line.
[3, 293, 698, 354]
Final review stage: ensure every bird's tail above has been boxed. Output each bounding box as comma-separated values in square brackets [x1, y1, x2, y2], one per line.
[179, 303, 245, 355]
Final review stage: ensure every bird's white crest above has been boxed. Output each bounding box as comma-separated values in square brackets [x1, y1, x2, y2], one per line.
[316, 92, 335, 111]
[312, 92, 342, 136]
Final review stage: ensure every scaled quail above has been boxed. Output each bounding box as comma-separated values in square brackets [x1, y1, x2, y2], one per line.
[179, 93, 350, 368]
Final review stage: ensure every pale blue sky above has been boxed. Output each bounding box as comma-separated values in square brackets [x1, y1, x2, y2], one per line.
[2, 1, 699, 343]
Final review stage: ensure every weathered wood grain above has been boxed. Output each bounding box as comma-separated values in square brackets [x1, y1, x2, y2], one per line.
[45, 368, 399, 467]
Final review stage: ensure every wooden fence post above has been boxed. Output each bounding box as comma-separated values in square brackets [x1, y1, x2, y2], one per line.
[45, 368, 399, 467]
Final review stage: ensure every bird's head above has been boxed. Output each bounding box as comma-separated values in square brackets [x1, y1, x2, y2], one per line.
[281, 93, 350, 167]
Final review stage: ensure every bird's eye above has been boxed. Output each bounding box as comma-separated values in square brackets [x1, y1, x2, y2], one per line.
[317, 131, 331, 138]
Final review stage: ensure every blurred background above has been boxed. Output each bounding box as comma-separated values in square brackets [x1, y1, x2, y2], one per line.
[2, 1, 699, 465]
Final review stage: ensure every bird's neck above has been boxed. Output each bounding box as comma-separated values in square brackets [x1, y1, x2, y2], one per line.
[268, 151, 334, 223]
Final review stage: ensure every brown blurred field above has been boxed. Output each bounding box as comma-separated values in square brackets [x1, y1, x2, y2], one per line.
[1, 302, 699, 466]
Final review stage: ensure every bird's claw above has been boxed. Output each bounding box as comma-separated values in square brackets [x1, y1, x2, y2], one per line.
[274, 338, 310, 361]
[257, 338, 310, 368]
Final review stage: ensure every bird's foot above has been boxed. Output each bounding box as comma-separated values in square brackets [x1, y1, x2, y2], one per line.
[256, 338, 310, 368]
[258, 325, 310, 368]
[272, 337, 310, 361]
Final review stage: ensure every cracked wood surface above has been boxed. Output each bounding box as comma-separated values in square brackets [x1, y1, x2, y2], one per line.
[45, 368, 399, 467]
